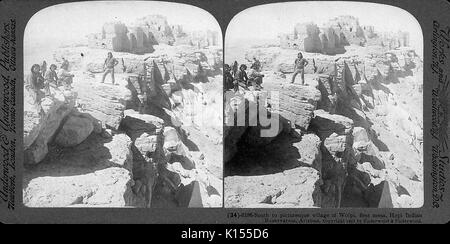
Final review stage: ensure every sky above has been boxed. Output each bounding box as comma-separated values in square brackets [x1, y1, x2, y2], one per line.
[25, 1, 222, 49]
[226, 1, 423, 55]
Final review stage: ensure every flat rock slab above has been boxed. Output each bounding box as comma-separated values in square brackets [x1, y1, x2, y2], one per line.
[225, 167, 321, 208]
[73, 73, 132, 130]
[23, 167, 133, 208]
[264, 81, 321, 131]
[310, 109, 354, 139]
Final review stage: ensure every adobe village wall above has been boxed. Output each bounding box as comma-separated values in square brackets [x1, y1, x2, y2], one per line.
[279, 15, 410, 54]
[88, 15, 220, 54]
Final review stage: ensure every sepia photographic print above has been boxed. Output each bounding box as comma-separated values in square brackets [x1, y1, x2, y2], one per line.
[224, 2, 424, 208]
[22, 1, 223, 208]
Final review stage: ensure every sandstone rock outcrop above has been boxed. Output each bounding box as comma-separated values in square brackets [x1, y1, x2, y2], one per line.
[24, 28, 223, 208]
[225, 33, 423, 208]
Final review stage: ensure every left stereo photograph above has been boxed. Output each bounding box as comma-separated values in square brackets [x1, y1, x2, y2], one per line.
[23, 1, 223, 208]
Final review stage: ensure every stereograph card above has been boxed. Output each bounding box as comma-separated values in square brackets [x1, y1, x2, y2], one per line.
[0, 0, 449, 225]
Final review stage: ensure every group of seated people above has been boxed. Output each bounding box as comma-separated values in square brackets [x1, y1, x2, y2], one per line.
[26, 58, 75, 104]
[224, 57, 264, 92]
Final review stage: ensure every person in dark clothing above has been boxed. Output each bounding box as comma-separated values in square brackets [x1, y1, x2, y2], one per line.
[236, 64, 249, 88]
[58, 61, 74, 90]
[44, 64, 58, 95]
[40, 61, 47, 78]
[102, 52, 119, 84]
[248, 63, 264, 90]
[232, 61, 239, 79]
[224, 64, 235, 91]
[291, 52, 309, 84]
[252, 57, 261, 71]
[26, 64, 45, 105]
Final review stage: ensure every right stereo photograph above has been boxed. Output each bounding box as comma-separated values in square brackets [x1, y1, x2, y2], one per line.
[223, 1, 423, 208]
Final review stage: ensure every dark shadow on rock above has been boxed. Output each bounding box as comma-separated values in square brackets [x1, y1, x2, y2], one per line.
[175, 182, 195, 207]
[341, 178, 370, 208]
[175, 181, 203, 207]
[360, 153, 385, 170]
[364, 182, 384, 207]
[371, 132, 390, 152]
[367, 181, 393, 208]
[225, 131, 307, 177]
[151, 176, 179, 208]
[370, 71, 393, 93]
[178, 128, 200, 152]
[23, 133, 116, 190]
[206, 185, 220, 196]
[168, 154, 195, 170]
[396, 184, 410, 196]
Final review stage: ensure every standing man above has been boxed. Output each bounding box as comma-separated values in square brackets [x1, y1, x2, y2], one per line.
[102, 52, 119, 84]
[291, 52, 308, 85]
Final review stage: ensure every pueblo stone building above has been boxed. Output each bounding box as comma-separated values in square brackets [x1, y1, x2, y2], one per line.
[279, 15, 410, 54]
[88, 15, 220, 54]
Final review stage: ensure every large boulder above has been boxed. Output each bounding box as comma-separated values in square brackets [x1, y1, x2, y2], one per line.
[24, 89, 76, 164]
[54, 113, 95, 147]
[121, 109, 164, 159]
[293, 133, 322, 171]
[163, 127, 185, 156]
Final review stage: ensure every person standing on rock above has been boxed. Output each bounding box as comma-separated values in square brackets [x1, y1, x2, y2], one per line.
[291, 52, 308, 85]
[101, 52, 119, 85]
